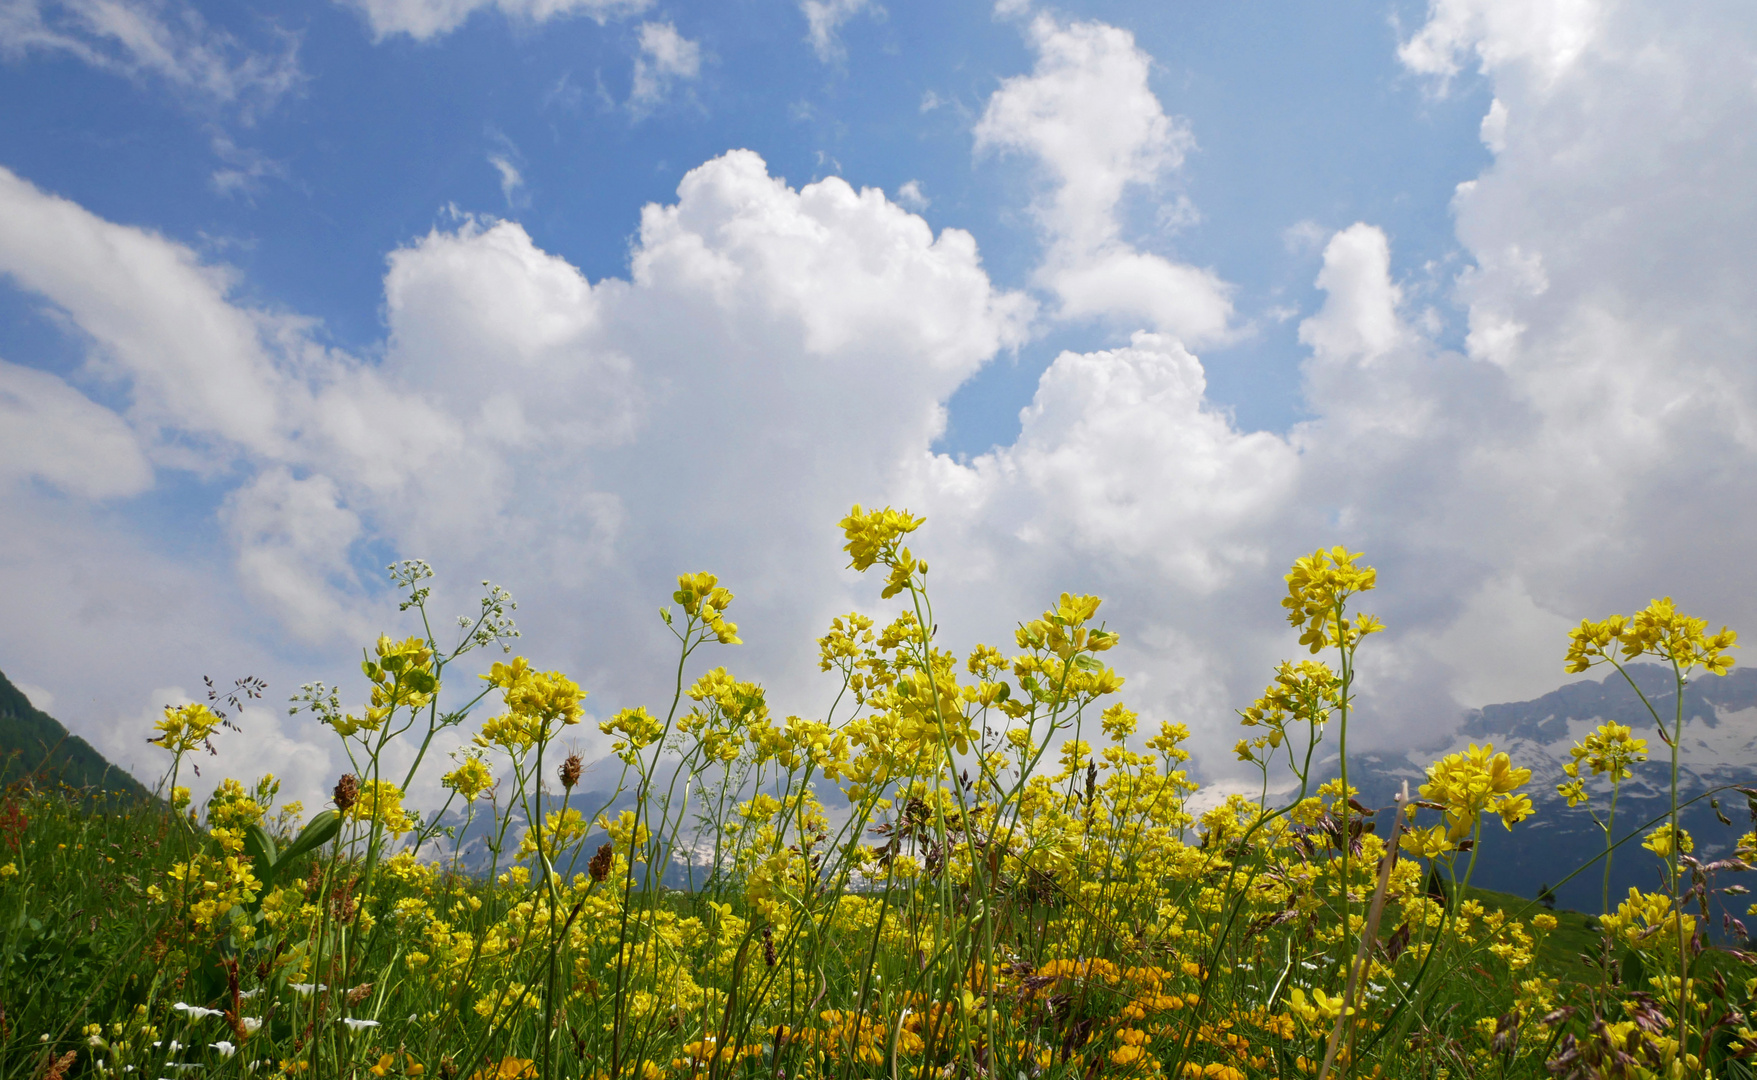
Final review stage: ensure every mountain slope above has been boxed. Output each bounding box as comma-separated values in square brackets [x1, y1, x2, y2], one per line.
[0, 669, 153, 800]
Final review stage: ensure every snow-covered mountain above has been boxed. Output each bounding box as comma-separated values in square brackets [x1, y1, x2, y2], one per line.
[1344, 665, 1757, 913]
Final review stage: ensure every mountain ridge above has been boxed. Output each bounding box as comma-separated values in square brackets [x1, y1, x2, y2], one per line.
[0, 668, 153, 800]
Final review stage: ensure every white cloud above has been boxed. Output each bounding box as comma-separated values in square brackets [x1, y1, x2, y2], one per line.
[209, 132, 287, 199]
[488, 154, 526, 207]
[1398, 0, 1600, 88]
[895, 179, 928, 210]
[1297, 224, 1405, 365]
[347, 0, 651, 42]
[0, 0, 301, 117]
[629, 21, 700, 110]
[221, 469, 368, 645]
[0, 358, 152, 498]
[800, 0, 873, 62]
[975, 16, 1234, 344]
[0, 166, 294, 465]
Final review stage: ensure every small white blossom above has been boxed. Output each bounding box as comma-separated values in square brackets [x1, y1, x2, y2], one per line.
[173, 1004, 224, 1020]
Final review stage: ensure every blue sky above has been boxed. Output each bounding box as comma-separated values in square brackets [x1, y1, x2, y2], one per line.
[3, 0, 1754, 805]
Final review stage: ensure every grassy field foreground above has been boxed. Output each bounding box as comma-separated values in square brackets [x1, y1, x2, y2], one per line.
[4, 506, 1756, 1080]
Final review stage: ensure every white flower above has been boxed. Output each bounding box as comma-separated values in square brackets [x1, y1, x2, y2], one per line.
[289, 984, 328, 996]
[210, 1042, 236, 1058]
[240, 1019, 262, 1034]
[173, 1003, 225, 1020]
[237, 990, 262, 1000]
[339, 1018, 380, 1031]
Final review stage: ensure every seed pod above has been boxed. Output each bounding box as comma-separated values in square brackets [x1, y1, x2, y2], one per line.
[333, 773, 359, 812]
[588, 842, 614, 882]
[560, 754, 582, 790]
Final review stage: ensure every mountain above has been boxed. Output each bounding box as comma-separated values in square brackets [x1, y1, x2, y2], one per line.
[1341, 664, 1757, 915]
[0, 668, 153, 801]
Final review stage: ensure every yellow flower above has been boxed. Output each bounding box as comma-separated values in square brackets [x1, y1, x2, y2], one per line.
[1400, 824, 1454, 860]
[1558, 723, 1647, 805]
[442, 754, 495, 801]
[599, 706, 664, 763]
[1565, 598, 1737, 675]
[673, 573, 740, 643]
[1643, 824, 1693, 859]
[1281, 546, 1380, 654]
[469, 1058, 534, 1080]
[344, 780, 415, 834]
[1418, 742, 1533, 840]
[151, 703, 223, 755]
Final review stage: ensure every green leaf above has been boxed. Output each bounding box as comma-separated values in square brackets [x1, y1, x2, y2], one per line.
[275, 809, 342, 871]
[244, 823, 279, 885]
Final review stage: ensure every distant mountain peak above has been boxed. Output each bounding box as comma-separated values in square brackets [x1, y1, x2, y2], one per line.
[1460, 664, 1757, 746]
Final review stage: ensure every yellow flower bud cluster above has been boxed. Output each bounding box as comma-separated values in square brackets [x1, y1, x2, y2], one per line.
[150, 702, 222, 755]
[1564, 596, 1738, 675]
[673, 572, 740, 644]
[1281, 546, 1382, 654]
[471, 656, 587, 754]
[483, 657, 585, 726]
[1402, 743, 1533, 858]
[348, 635, 440, 734]
[599, 706, 664, 763]
[1235, 660, 1339, 765]
[345, 779, 415, 835]
[442, 753, 495, 802]
[1642, 823, 1693, 860]
[1600, 886, 1697, 958]
[839, 504, 927, 599]
[1556, 722, 1647, 806]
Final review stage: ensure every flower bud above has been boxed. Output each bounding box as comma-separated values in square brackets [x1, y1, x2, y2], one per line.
[334, 773, 359, 812]
[559, 754, 582, 790]
[588, 842, 614, 883]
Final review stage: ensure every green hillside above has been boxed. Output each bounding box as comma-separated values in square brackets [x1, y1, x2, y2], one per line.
[0, 668, 153, 800]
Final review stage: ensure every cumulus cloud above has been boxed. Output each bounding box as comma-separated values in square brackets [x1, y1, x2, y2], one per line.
[1297, 224, 1406, 364]
[0, 0, 300, 117]
[629, 21, 700, 111]
[975, 16, 1233, 345]
[347, 0, 650, 42]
